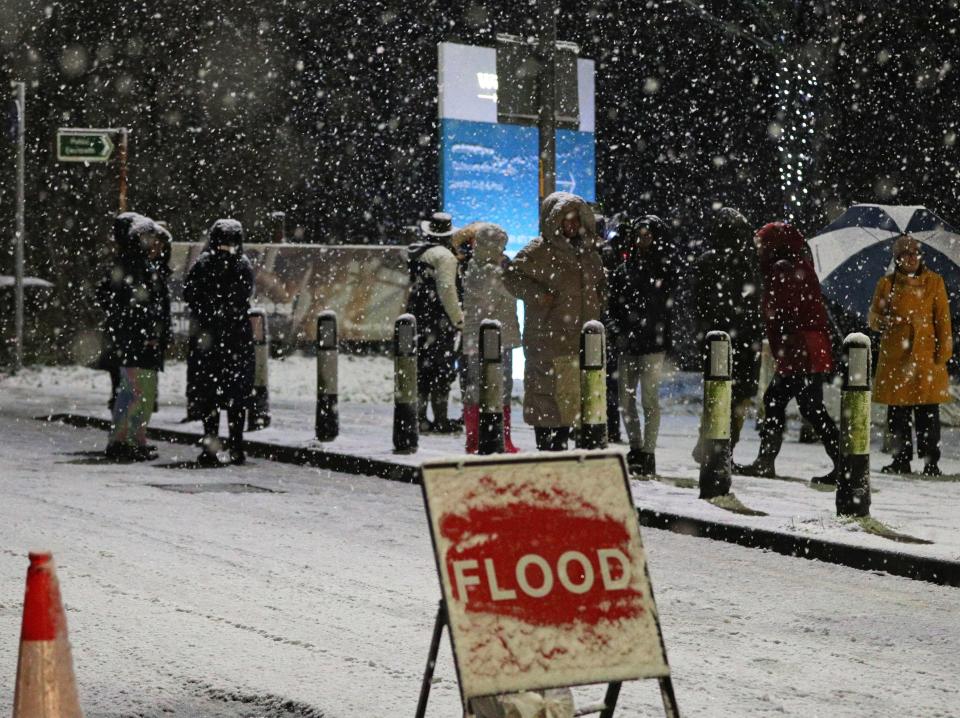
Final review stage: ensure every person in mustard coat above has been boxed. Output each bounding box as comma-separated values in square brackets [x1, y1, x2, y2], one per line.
[868, 234, 953, 476]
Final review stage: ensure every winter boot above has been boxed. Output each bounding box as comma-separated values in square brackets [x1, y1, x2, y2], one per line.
[640, 452, 656, 477]
[737, 457, 776, 478]
[881, 459, 911, 475]
[431, 393, 462, 434]
[739, 414, 783, 478]
[132, 444, 158, 462]
[922, 462, 942, 477]
[502, 404, 520, 453]
[464, 404, 480, 454]
[626, 448, 645, 476]
[197, 448, 222, 467]
[104, 442, 136, 462]
[418, 393, 433, 433]
[811, 467, 839, 485]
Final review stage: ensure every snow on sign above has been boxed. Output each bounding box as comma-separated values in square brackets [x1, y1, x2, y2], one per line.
[420, 451, 671, 702]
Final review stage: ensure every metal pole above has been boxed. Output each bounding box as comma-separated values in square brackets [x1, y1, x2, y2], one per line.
[699, 331, 733, 499]
[393, 314, 419, 453]
[315, 311, 339, 442]
[577, 320, 607, 449]
[478, 319, 504, 455]
[837, 332, 872, 517]
[414, 601, 447, 718]
[13, 81, 25, 373]
[118, 128, 128, 212]
[537, 0, 557, 207]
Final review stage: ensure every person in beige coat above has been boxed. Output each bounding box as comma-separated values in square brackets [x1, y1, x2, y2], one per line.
[868, 234, 953, 475]
[454, 222, 522, 453]
[504, 192, 607, 451]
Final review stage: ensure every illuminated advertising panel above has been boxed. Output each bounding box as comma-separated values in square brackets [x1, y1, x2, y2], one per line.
[438, 42, 596, 255]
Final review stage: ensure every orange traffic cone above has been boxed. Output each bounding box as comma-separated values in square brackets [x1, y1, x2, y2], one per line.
[12, 552, 83, 718]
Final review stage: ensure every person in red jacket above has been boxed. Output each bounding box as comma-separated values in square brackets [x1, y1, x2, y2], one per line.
[737, 222, 840, 483]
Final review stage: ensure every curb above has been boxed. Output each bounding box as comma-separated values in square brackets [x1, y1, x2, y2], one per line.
[41, 413, 960, 588]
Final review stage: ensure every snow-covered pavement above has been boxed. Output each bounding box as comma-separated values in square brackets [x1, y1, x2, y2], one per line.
[7, 356, 960, 563]
[1, 398, 959, 716]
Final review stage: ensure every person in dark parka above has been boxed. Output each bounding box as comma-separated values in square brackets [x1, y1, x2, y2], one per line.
[406, 212, 464, 433]
[102, 215, 171, 461]
[606, 215, 679, 475]
[691, 207, 764, 463]
[600, 214, 627, 443]
[183, 219, 255, 466]
[95, 211, 144, 411]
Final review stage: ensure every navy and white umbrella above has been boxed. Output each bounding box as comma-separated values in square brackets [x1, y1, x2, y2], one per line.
[809, 203, 960, 336]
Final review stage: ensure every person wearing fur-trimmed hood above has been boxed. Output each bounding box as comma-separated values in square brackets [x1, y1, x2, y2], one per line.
[868, 234, 952, 476]
[453, 222, 522, 453]
[504, 192, 607, 451]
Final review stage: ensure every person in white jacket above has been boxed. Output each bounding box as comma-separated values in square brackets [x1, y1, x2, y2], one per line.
[406, 212, 465, 433]
[453, 222, 522, 453]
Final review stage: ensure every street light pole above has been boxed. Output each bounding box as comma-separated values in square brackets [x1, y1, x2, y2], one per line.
[13, 81, 25, 373]
[537, 0, 557, 207]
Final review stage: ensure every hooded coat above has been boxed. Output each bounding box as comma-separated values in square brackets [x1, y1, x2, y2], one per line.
[756, 222, 834, 376]
[183, 219, 255, 413]
[868, 266, 952, 405]
[97, 214, 171, 370]
[457, 222, 521, 354]
[693, 208, 764, 394]
[504, 192, 606, 426]
[607, 216, 679, 355]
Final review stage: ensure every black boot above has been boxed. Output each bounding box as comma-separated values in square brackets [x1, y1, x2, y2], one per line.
[739, 413, 784, 478]
[628, 450, 655, 477]
[738, 457, 776, 478]
[228, 406, 246, 465]
[811, 468, 838, 485]
[536, 427, 568, 451]
[431, 393, 462, 434]
[881, 459, 911, 475]
[418, 393, 433, 433]
[199, 411, 222, 466]
[922, 462, 942, 477]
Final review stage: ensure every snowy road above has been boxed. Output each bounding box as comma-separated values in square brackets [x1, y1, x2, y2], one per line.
[1, 405, 959, 716]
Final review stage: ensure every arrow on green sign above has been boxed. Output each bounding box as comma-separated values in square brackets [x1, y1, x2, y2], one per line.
[56, 130, 115, 162]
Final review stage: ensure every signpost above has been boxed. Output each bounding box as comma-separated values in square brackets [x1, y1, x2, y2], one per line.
[418, 451, 678, 717]
[11, 82, 25, 372]
[56, 130, 114, 162]
[56, 127, 129, 211]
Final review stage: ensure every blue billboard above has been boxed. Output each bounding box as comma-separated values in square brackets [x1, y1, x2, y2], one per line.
[437, 42, 596, 255]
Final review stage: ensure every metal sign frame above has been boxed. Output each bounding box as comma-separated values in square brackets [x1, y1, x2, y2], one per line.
[417, 451, 679, 717]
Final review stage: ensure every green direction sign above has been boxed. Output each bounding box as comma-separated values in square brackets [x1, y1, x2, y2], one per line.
[56, 129, 115, 162]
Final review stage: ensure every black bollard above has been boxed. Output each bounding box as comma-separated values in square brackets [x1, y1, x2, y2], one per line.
[247, 308, 272, 430]
[393, 314, 419, 453]
[478, 319, 505, 455]
[315, 311, 339, 442]
[699, 331, 732, 499]
[577, 320, 608, 450]
[837, 333, 872, 517]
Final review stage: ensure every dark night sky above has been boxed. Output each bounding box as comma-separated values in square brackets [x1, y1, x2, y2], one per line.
[1, 0, 958, 334]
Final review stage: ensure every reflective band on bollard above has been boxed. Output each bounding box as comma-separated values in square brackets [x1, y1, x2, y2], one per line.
[247, 308, 272, 430]
[315, 311, 339, 442]
[838, 332, 872, 517]
[478, 319, 505, 455]
[577, 320, 608, 450]
[699, 330, 732, 499]
[393, 314, 419, 454]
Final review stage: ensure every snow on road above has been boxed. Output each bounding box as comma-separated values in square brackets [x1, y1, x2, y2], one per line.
[0, 386, 959, 716]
